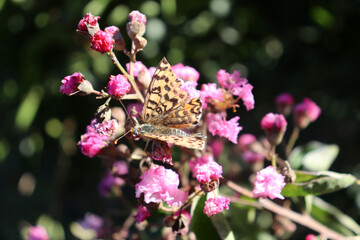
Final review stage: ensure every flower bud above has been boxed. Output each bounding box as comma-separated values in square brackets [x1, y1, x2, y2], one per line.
[293, 98, 321, 129]
[261, 113, 287, 146]
[126, 10, 147, 40]
[105, 26, 125, 51]
[275, 92, 294, 116]
[77, 12, 100, 38]
[60, 72, 94, 96]
[106, 74, 131, 99]
[134, 36, 147, 51]
[91, 30, 114, 54]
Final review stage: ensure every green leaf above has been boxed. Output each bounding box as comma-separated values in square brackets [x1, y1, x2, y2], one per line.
[281, 170, 357, 197]
[191, 195, 221, 240]
[210, 210, 235, 240]
[37, 214, 65, 240]
[289, 141, 339, 171]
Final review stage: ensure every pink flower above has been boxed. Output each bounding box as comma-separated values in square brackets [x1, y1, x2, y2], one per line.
[134, 205, 151, 223]
[242, 151, 265, 163]
[112, 161, 128, 175]
[77, 12, 100, 33]
[203, 196, 230, 217]
[275, 92, 294, 116]
[126, 61, 148, 78]
[238, 134, 257, 151]
[60, 72, 85, 95]
[127, 102, 143, 117]
[79, 213, 103, 235]
[27, 225, 49, 240]
[305, 234, 316, 240]
[105, 26, 125, 51]
[172, 63, 200, 82]
[126, 61, 152, 88]
[152, 141, 173, 165]
[107, 74, 131, 98]
[208, 140, 224, 158]
[194, 161, 223, 183]
[91, 30, 114, 54]
[135, 165, 188, 207]
[216, 70, 255, 111]
[261, 113, 287, 145]
[127, 10, 147, 39]
[188, 154, 213, 173]
[78, 132, 108, 158]
[200, 83, 224, 109]
[252, 166, 286, 200]
[293, 98, 321, 129]
[87, 118, 119, 137]
[180, 81, 200, 98]
[207, 113, 242, 144]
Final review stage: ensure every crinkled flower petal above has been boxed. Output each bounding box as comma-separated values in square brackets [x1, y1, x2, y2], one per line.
[252, 166, 286, 200]
[207, 113, 242, 144]
[203, 196, 230, 217]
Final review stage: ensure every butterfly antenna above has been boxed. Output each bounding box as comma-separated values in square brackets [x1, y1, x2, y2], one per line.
[118, 99, 135, 126]
[114, 128, 132, 145]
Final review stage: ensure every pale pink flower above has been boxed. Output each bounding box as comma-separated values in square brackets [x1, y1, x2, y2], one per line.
[79, 212, 103, 235]
[77, 12, 100, 33]
[112, 161, 128, 175]
[252, 166, 286, 200]
[105, 26, 125, 51]
[199, 83, 224, 109]
[27, 225, 49, 240]
[87, 118, 119, 137]
[293, 98, 321, 129]
[216, 69, 231, 88]
[107, 74, 131, 98]
[60, 72, 85, 95]
[261, 113, 287, 145]
[134, 205, 151, 223]
[126, 61, 148, 78]
[172, 63, 200, 82]
[91, 30, 114, 53]
[238, 134, 257, 151]
[188, 154, 213, 173]
[208, 140, 224, 158]
[135, 165, 188, 207]
[242, 150, 265, 163]
[275, 92, 294, 116]
[194, 161, 223, 183]
[207, 113, 242, 144]
[180, 81, 200, 98]
[203, 196, 230, 217]
[78, 132, 108, 158]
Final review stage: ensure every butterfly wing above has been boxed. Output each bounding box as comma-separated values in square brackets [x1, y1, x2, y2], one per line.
[142, 57, 190, 124]
[142, 132, 205, 150]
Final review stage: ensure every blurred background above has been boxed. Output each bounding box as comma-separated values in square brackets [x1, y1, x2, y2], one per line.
[0, 0, 359, 239]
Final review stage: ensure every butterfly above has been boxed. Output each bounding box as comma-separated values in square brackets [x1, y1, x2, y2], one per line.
[131, 57, 205, 150]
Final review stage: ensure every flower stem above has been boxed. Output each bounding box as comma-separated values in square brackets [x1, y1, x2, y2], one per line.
[271, 145, 276, 168]
[286, 127, 300, 157]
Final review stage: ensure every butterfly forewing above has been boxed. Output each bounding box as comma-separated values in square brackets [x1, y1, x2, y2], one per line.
[142, 133, 205, 150]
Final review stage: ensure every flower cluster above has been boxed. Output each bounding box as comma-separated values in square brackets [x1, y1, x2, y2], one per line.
[189, 154, 223, 185]
[238, 134, 265, 163]
[252, 166, 286, 200]
[203, 196, 231, 217]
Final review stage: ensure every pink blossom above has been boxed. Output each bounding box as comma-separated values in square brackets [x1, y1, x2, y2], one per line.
[252, 166, 286, 200]
[134, 205, 151, 223]
[180, 81, 200, 98]
[107, 74, 131, 98]
[172, 63, 200, 82]
[188, 154, 213, 173]
[207, 113, 242, 144]
[126, 61, 148, 78]
[216, 69, 231, 88]
[293, 98, 321, 129]
[152, 141, 173, 165]
[194, 161, 223, 183]
[87, 118, 119, 137]
[79, 212, 103, 234]
[128, 10, 147, 24]
[112, 161, 128, 175]
[77, 12, 100, 33]
[105, 26, 125, 51]
[27, 225, 49, 240]
[200, 83, 224, 109]
[305, 234, 316, 240]
[261, 113, 287, 145]
[78, 132, 108, 158]
[233, 83, 255, 111]
[208, 140, 224, 158]
[242, 150, 265, 163]
[203, 196, 230, 217]
[238, 134, 257, 151]
[91, 30, 114, 54]
[60, 72, 85, 95]
[135, 165, 188, 207]
[275, 92, 294, 116]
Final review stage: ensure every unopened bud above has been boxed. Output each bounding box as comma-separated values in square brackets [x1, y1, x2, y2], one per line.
[275, 92, 294, 116]
[105, 26, 126, 51]
[126, 10, 147, 40]
[293, 98, 321, 129]
[134, 36, 147, 51]
[77, 12, 100, 38]
[261, 113, 287, 146]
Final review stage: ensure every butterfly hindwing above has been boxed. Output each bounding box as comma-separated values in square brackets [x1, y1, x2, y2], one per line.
[142, 132, 205, 150]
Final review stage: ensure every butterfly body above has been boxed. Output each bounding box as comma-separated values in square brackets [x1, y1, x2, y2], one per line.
[131, 57, 205, 150]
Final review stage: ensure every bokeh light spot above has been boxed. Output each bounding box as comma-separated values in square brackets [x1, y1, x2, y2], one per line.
[45, 118, 63, 139]
[220, 27, 240, 45]
[142, 41, 159, 59]
[19, 137, 36, 157]
[146, 18, 167, 41]
[210, 0, 231, 17]
[18, 172, 36, 196]
[108, 5, 129, 25]
[140, 1, 160, 17]
[265, 37, 283, 58]
[34, 12, 49, 28]
[190, 11, 215, 35]
[0, 140, 10, 163]
[310, 6, 334, 29]
[83, 0, 110, 16]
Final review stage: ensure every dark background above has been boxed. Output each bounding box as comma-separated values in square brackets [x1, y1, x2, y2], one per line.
[1, 0, 359, 239]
